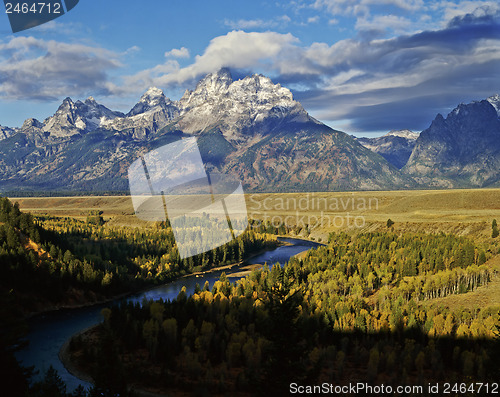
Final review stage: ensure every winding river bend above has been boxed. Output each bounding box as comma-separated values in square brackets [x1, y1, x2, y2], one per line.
[16, 237, 322, 391]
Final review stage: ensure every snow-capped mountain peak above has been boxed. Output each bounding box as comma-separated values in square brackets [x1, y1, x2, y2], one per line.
[357, 129, 419, 169]
[179, 68, 233, 107]
[176, 68, 309, 138]
[85, 96, 97, 105]
[487, 94, 500, 117]
[126, 87, 174, 118]
[141, 87, 165, 102]
[40, 96, 124, 137]
[103, 87, 179, 139]
[384, 129, 419, 140]
[42, 97, 80, 137]
[197, 68, 233, 91]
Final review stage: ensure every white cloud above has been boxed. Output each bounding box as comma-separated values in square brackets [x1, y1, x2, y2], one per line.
[294, 22, 500, 131]
[312, 0, 368, 17]
[119, 14, 500, 113]
[434, 0, 500, 24]
[3, 2, 498, 134]
[0, 36, 121, 100]
[223, 15, 291, 30]
[28, 20, 89, 36]
[128, 31, 299, 88]
[363, 0, 424, 11]
[355, 14, 414, 34]
[123, 45, 141, 55]
[119, 60, 181, 95]
[310, 0, 500, 39]
[165, 47, 190, 58]
[312, 0, 424, 15]
[310, 0, 428, 36]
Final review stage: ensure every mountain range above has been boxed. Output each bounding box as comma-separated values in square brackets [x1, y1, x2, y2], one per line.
[0, 69, 498, 193]
[403, 95, 500, 188]
[356, 130, 419, 169]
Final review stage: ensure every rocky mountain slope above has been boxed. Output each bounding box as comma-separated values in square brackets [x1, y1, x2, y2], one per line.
[1, 69, 497, 193]
[0, 125, 16, 140]
[0, 69, 413, 193]
[42, 96, 125, 138]
[357, 130, 419, 169]
[107, 87, 179, 140]
[403, 97, 500, 187]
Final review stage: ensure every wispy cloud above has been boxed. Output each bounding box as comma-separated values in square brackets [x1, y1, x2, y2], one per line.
[355, 14, 414, 35]
[312, 0, 425, 15]
[28, 20, 90, 36]
[123, 45, 141, 55]
[223, 15, 291, 30]
[364, 0, 424, 12]
[310, 0, 500, 35]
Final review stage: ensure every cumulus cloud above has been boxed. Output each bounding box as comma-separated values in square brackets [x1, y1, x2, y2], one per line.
[144, 31, 299, 87]
[165, 47, 190, 58]
[0, 36, 121, 101]
[120, 59, 181, 95]
[118, 5, 499, 133]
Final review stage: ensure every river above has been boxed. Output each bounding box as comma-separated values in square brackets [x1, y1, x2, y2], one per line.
[15, 237, 322, 391]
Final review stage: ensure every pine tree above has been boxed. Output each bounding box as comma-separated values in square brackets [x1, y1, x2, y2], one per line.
[30, 366, 67, 397]
[492, 219, 499, 238]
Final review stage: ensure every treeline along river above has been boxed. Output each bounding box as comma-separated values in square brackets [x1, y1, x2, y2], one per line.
[15, 237, 322, 391]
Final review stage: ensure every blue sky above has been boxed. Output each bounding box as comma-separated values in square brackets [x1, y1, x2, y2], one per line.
[0, 0, 499, 136]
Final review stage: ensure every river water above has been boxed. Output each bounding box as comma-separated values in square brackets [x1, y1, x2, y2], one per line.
[15, 237, 322, 391]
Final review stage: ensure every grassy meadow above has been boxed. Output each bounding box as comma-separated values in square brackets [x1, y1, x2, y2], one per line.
[9, 189, 500, 312]
[11, 188, 500, 236]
